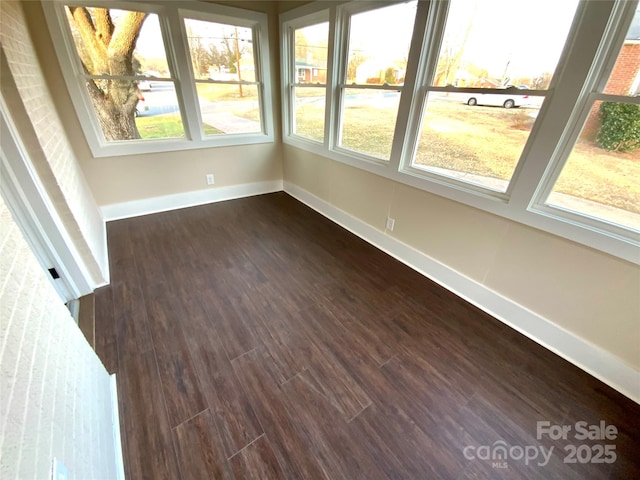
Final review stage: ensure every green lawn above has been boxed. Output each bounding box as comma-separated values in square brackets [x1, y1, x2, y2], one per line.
[136, 114, 222, 138]
[291, 99, 640, 215]
[196, 83, 259, 102]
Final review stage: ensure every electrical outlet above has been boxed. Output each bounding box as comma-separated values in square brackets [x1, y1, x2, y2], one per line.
[386, 216, 395, 231]
[206, 174, 215, 185]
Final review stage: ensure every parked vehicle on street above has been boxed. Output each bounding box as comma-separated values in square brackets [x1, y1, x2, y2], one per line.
[465, 86, 529, 108]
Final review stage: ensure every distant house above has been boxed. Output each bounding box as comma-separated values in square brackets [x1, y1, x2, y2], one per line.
[355, 59, 405, 85]
[584, 14, 640, 138]
[295, 61, 327, 84]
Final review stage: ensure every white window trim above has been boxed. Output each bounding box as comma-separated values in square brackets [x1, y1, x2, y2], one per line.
[280, 8, 330, 147]
[331, 1, 413, 163]
[530, 0, 640, 242]
[281, 0, 640, 264]
[42, 0, 274, 158]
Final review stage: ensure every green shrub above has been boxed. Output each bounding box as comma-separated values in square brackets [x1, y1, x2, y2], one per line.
[596, 102, 640, 152]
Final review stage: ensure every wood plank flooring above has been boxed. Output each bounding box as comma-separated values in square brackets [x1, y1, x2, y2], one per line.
[95, 192, 640, 480]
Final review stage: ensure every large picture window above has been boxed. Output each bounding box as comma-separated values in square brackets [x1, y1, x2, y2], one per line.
[407, 0, 579, 193]
[538, 4, 640, 233]
[337, 2, 417, 160]
[184, 18, 262, 136]
[281, 0, 639, 262]
[43, 1, 274, 157]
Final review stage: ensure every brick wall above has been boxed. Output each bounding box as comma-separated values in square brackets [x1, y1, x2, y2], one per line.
[0, 0, 108, 286]
[0, 196, 118, 480]
[583, 42, 640, 139]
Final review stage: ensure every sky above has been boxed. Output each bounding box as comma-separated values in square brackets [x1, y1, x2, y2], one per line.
[443, 0, 580, 79]
[301, 0, 579, 81]
[113, 0, 581, 81]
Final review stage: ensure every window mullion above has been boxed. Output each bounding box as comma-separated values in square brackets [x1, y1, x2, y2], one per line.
[398, 0, 449, 173]
[164, 7, 203, 142]
[326, 4, 345, 151]
[390, 0, 431, 172]
[507, 0, 617, 213]
[282, 24, 295, 139]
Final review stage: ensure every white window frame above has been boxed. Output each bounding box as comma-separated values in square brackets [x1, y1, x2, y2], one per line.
[42, 0, 274, 158]
[331, 0, 416, 164]
[281, 0, 639, 264]
[280, 8, 331, 148]
[530, 0, 640, 241]
[399, 0, 553, 200]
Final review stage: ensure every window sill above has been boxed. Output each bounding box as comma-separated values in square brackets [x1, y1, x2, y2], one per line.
[87, 133, 275, 158]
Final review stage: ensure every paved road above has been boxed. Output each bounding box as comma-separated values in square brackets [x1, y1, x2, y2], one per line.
[139, 83, 261, 134]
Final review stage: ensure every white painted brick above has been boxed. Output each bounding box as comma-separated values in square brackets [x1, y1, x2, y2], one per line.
[0, 199, 117, 478]
[0, 0, 107, 286]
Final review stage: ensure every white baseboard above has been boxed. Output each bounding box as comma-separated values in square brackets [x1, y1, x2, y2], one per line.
[110, 374, 125, 480]
[100, 180, 284, 221]
[284, 181, 640, 404]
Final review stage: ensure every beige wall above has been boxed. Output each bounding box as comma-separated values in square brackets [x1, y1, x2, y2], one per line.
[23, 0, 284, 208]
[283, 145, 640, 371]
[0, 195, 119, 480]
[2, 1, 107, 285]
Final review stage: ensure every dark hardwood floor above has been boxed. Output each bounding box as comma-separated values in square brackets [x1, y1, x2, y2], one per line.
[95, 192, 640, 480]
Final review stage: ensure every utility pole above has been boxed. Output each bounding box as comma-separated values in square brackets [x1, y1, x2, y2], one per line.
[234, 27, 243, 97]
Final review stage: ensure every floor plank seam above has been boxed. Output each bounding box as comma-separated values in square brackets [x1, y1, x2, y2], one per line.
[228, 346, 260, 363]
[279, 368, 309, 387]
[347, 401, 373, 424]
[226, 433, 266, 461]
[170, 407, 209, 431]
[378, 354, 398, 369]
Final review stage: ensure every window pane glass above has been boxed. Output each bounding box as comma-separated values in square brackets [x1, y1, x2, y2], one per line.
[65, 8, 170, 77]
[340, 88, 401, 159]
[184, 18, 255, 82]
[65, 7, 179, 141]
[346, 2, 417, 85]
[432, 0, 578, 89]
[603, 6, 640, 96]
[547, 101, 640, 230]
[294, 87, 325, 142]
[85, 79, 185, 141]
[196, 83, 261, 135]
[295, 23, 329, 84]
[133, 81, 185, 139]
[292, 23, 328, 141]
[413, 92, 542, 191]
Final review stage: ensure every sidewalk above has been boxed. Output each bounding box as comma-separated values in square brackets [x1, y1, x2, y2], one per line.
[202, 112, 260, 134]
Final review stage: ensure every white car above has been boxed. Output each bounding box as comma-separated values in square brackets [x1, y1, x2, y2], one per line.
[465, 87, 530, 108]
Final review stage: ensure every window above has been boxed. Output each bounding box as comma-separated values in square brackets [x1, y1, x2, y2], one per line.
[281, 11, 330, 145]
[405, 0, 579, 193]
[63, 7, 185, 141]
[184, 18, 262, 136]
[42, 1, 274, 157]
[537, 3, 640, 233]
[282, 1, 639, 262]
[337, 2, 417, 160]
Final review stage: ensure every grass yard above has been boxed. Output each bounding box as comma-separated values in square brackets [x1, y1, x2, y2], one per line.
[136, 114, 222, 139]
[196, 83, 259, 102]
[291, 98, 640, 215]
